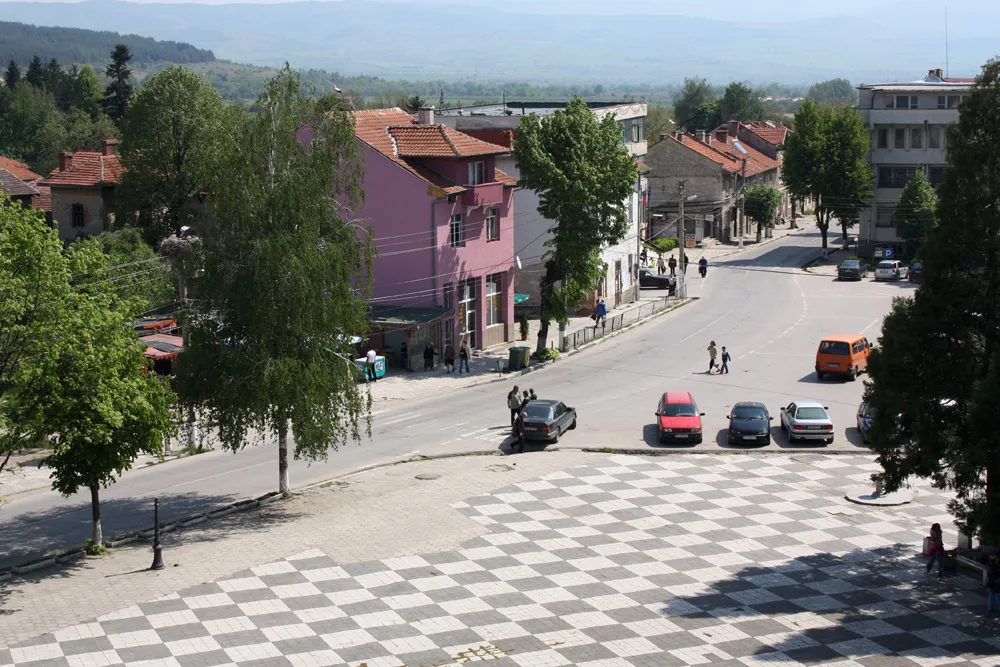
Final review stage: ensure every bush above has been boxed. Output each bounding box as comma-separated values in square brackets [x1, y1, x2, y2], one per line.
[530, 348, 559, 363]
[518, 314, 529, 336]
[644, 238, 677, 254]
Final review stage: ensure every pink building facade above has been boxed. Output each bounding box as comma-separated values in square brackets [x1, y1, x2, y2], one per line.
[351, 107, 517, 355]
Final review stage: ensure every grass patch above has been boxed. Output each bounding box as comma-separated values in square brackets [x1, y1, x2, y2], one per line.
[85, 538, 106, 556]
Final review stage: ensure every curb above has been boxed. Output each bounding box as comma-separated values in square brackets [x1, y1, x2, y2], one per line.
[697, 225, 806, 262]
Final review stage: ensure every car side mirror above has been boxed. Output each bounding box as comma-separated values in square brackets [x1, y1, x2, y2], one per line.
[824, 406, 830, 410]
[700, 412, 706, 416]
[768, 416, 774, 421]
[654, 412, 660, 417]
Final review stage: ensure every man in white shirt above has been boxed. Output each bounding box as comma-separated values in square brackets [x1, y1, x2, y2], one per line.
[365, 348, 378, 382]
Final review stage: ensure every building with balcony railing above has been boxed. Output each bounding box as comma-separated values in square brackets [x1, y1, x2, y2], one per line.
[857, 69, 974, 249]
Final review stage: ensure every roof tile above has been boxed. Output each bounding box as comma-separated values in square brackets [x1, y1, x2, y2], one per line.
[0, 167, 38, 198]
[671, 133, 780, 177]
[31, 185, 52, 212]
[40, 150, 123, 188]
[0, 156, 42, 182]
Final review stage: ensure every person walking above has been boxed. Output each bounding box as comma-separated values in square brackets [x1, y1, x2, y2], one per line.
[458, 341, 471, 374]
[423, 343, 436, 371]
[507, 385, 521, 426]
[513, 409, 526, 454]
[720, 346, 731, 374]
[657, 256, 666, 275]
[698, 256, 708, 278]
[668, 255, 677, 278]
[594, 299, 608, 330]
[682, 254, 689, 274]
[365, 347, 378, 382]
[926, 523, 945, 577]
[707, 341, 719, 374]
[986, 555, 1000, 612]
[443, 343, 455, 374]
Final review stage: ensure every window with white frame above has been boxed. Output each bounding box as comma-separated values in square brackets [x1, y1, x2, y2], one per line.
[893, 128, 906, 149]
[486, 208, 499, 241]
[457, 278, 477, 347]
[449, 213, 464, 247]
[937, 95, 962, 109]
[485, 273, 502, 327]
[467, 161, 485, 185]
[928, 126, 941, 149]
[893, 95, 917, 109]
[910, 128, 922, 149]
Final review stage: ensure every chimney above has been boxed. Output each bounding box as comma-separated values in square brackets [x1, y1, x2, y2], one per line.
[59, 152, 73, 172]
[101, 138, 119, 156]
[695, 130, 707, 143]
[728, 120, 739, 137]
[715, 128, 728, 144]
[417, 106, 435, 125]
[929, 68, 944, 79]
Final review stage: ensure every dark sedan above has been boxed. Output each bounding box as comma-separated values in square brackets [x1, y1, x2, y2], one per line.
[837, 259, 868, 281]
[909, 261, 923, 282]
[727, 401, 773, 445]
[639, 269, 676, 294]
[520, 399, 577, 443]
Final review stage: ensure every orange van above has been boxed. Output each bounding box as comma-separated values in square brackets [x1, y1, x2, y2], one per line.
[815, 333, 872, 381]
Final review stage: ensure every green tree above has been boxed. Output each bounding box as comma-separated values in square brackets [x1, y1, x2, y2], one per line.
[513, 97, 637, 353]
[674, 77, 715, 131]
[35, 108, 118, 175]
[4, 59, 20, 90]
[0, 83, 59, 170]
[24, 56, 44, 88]
[645, 104, 673, 145]
[808, 78, 858, 105]
[402, 95, 426, 112]
[68, 64, 104, 117]
[895, 170, 937, 248]
[782, 100, 829, 241]
[77, 227, 175, 310]
[118, 66, 226, 241]
[40, 241, 174, 546]
[104, 44, 133, 122]
[864, 58, 1000, 547]
[179, 66, 374, 497]
[823, 104, 874, 243]
[743, 186, 783, 242]
[717, 82, 764, 123]
[690, 101, 721, 133]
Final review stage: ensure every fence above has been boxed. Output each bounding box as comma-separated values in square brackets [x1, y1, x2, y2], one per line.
[563, 295, 678, 352]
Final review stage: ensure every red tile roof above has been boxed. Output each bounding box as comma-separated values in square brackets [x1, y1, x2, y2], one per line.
[451, 129, 515, 149]
[31, 185, 52, 212]
[351, 108, 510, 196]
[670, 133, 780, 177]
[944, 77, 976, 83]
[40, 150, 123, 188]
[741, 122, 789, 146]
[0, 156, 42, 182]
[0, 167, 39, 198]
[494, 168, 517, 187]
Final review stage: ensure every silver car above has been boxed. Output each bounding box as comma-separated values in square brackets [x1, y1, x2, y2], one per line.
[780, 400, 834, 444]
[874, 260, 908, 281]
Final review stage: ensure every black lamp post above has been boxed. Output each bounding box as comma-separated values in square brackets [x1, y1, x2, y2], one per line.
[150, 497, 164, 571]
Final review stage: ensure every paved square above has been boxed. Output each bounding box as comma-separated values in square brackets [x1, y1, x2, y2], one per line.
[4, 454, 999, 667]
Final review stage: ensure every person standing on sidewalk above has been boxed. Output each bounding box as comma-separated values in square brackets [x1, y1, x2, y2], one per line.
[443, 343, 455, 374]
[658, 256, 666, 275]
[668, 255, 677, 277]
[720, 346, 731, 374]
[707, 341, 719, 373]
[507, 385, 521, 426]
[458, 340, 471, 374]
[365, 347, 378, 382]
[594, 299, 607, 330]
[926, 523, 945, 577]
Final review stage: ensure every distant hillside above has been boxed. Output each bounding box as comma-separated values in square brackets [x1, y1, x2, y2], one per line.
[0, 20, 215, 68]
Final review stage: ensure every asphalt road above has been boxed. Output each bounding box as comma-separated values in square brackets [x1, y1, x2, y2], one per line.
[0, 230, 914, 569]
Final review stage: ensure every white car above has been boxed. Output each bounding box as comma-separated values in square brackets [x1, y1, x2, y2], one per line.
[874, 260, 908, 281]
[780, 400, 834, 444]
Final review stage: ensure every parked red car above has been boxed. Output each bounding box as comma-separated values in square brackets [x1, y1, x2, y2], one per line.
[655, 392, 705, 444]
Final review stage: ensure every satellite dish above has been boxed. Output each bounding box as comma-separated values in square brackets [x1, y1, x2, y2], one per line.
[732, 140, 748, 155]
[516, 256, 522, 270]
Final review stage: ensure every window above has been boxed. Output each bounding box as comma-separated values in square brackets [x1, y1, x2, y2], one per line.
[819, 341, 851, 355]
[928, 126, 941, 149]
[443, 283, 453, 310]
[467, 161, 485, 185]
[449, 213, 464, 247]
[875, 205, 897, 227]
[457, 278, 476, 347]
[893, 128, 906, 149]
[486, 208, 499, 241]
[878, 166, 919, 188]
[928, 165, 951, 188]
[910, 128, 922, 149]
[937, 95, 961, 109]
[70, 203, 85, 228]
[876, 129, 888, 149]
[893, 95, 917, 109]
[485, 273, 502, 326]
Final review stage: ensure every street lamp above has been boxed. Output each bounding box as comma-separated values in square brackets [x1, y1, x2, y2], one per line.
[732, 140, 748, 251]
[677, 191, 698, 299]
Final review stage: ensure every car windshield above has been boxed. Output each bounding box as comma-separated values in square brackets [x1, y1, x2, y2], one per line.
[523, 404, 553, 420]
[912, 262, 922, 269]
[819, 340, 851, 355]
[732, 405, 767, 419]
[877, 261, 895, 269]
[840, 261, 860, 268]
[662, 403, 698, 417]
[796, 407, 828, 420]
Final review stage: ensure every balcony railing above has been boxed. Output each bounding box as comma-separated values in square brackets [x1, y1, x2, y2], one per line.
[460, 181, 504, 208]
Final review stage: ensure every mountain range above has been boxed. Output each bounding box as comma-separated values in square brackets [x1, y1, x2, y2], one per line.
[0, 0, 996, 84]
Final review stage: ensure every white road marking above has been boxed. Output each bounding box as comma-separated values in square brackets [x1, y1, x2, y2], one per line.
[459, 427, 491, 438]
[861, 317, 882, 334]
[679, 309, 735, 343]
[380, 413, 419, 426]
[748, 275, 808, 355]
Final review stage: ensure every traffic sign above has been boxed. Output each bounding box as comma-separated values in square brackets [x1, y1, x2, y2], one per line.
[882, 247, 894, 259]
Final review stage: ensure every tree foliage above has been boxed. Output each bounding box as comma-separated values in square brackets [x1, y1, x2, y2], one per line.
[895, 170, 938, 246]
[674, 77, 715, 131]
[4, 59, 19, 90]
[78, 227, 175, 310]
[717, 82, 764, 123]
[118, 66, 226, 241]
[864, 58, 1000, 546]
[104, 44, 133, 122]
[645, 104, 673, 145]
[513, 97, 637, 352]
[743, 186, 783, 242]
[808, 78, 858, 105]
[179, 65, 374, 497]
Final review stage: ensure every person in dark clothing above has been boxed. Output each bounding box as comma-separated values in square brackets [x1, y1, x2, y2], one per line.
[520, 390, 531, 412]
[423, 343, 436, 371]
[507, 385, 521, 426]
[443, 343, 455, 373]
[720, 346, 731, 374]
[926, 523, 945, 577]
[682, 254, 689, 274]
[459, 341, 471, 374]
[668, 256, 677, 277]
[399, 341, 409, 371]
[529, 388, 537, 401]
[513, 410, 526, 453]
[698, 256, 708, 278]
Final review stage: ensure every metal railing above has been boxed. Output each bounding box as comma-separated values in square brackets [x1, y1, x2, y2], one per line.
[563, 295, 679, 352]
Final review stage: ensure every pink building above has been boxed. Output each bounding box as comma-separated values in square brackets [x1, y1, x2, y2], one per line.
[351, 107, 517, 358]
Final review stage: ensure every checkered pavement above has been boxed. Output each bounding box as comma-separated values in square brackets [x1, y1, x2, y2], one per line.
[4, 454, 999, 667]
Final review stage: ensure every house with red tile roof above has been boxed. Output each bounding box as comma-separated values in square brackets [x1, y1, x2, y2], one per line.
[311, 107, 518, 360]
[39, 139, 122, 241]
[645, 127, 785, 245]
[0, 156, 42, 182]
[0, 167, 39, 208]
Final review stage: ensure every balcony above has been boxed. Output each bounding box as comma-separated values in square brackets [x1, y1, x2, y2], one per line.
[861, 108, 959, 127]
[460, 181, 504, 208]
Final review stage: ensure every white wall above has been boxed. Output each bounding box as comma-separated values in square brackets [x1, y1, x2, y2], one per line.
[51, 189, 107, 242]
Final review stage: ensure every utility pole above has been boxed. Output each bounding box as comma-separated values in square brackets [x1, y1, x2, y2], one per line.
[634, 170, 643, 301]
[738, 158, 747, 250]
[678, 180, 687, 298]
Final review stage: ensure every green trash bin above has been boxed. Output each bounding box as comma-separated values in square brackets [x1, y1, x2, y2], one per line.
[518, 346, 531, 369]
[508, 346, 529, 371]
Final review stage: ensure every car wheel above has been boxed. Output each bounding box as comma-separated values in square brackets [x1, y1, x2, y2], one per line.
[848, 367, 857, 381]
[694, 436, 703, 444]
[825, 438, 833, 445]
[569, 418, 577, 430]
[551, 430, 560, 444]
[816, 370, 824, 380]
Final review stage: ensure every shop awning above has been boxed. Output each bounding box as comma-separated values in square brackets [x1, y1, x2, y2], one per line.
[143, 334, 184, 360]
[368, 305, 453, 328]
[514, 293, 530, 305]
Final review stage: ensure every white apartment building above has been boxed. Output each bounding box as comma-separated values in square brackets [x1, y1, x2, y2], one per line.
[857, 69, 974, 249]
[436, 101, 648, 311]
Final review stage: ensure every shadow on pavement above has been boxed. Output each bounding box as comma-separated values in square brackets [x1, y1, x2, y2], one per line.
[642, 423, 699, 449]
[772, 426, 830, 449]
[843, 426, 872, 449]
[714, 428, 771, 450]
[0, 554, 88, 617]
[654, 545, 999, 662]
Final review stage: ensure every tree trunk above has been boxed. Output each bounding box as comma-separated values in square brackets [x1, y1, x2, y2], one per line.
[0, 448, 12, 476]
[840, 219, 848, 241]
[818, 210, 829, 249]
[90, 483, 103, 546]
[277, 422, 290, 497]
[536, 320, 549, 355]
[756, 220, 763, 243]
